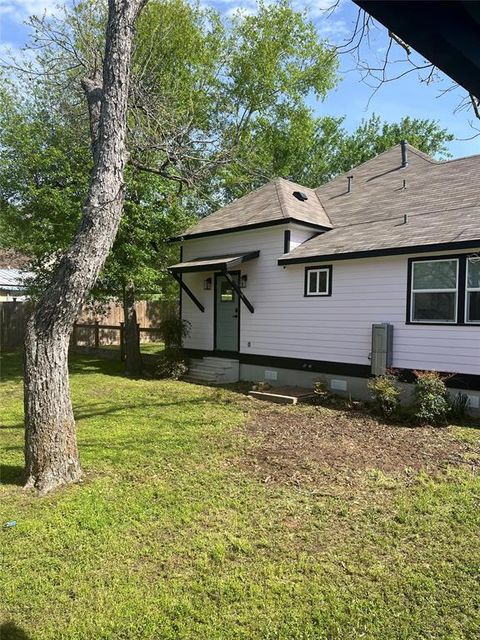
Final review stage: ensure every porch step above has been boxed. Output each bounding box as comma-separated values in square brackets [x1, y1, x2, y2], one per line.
[184, 356, 240, 384]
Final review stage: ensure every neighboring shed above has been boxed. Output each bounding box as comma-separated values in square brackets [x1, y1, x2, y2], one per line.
[0, 268, 32, 301]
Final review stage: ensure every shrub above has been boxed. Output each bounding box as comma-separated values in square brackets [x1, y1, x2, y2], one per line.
[368, 373, 400, 418]
[313, 379, 330, 399]
[155, 348, 188, 380]
[412, 370, 450, 426]
[159, 316, 191, 349]
[449, 392, 470, 421]
[252, 382, 272, 392]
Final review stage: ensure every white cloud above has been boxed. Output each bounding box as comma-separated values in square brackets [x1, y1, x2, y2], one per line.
[224, 6, 256, 19]
[298, 1, 345, 20]
[316, 18, 349, 38]
[0, 1, 58, 21]
[208, 0, 344, 18]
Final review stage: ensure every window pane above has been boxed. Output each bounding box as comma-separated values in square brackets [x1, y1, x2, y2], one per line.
[308, 271, 318, 293]
[467, 259, 480, 289]
[412, 292, 456, 321]
[413, 260, 457, 290]
[220, 281, 233, 302]
[467, 291, 480, 322]
[318, 271, 327, 293]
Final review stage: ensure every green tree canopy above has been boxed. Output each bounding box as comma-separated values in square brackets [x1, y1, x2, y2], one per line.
[0, 0, 339, 297]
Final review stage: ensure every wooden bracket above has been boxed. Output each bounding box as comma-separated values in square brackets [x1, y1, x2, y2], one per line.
[222, 270, 254, 313]
[169, 271, 205, 313]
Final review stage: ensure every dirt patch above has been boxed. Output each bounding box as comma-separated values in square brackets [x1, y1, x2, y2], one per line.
[241, 404, 479, 490]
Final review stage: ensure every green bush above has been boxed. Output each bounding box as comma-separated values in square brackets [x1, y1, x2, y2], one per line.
[412, 370, 450, 426]
[160, 316, 191, 349]
[155, 348, 188, 380]
[368, 373, 400, 418]
[449, 392, 470, 421]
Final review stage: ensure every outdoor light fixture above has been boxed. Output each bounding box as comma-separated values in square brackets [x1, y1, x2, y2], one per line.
[203, 277, 212, 290]
[241, 274, 248, 288]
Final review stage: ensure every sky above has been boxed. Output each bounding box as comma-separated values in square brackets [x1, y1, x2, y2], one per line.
[1, 0, 479, 159]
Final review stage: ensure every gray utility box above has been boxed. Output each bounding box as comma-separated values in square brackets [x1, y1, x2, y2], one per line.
[371, 323, 393, 375]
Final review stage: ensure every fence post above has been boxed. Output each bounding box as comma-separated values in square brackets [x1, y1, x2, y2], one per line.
[94, 321, 99, 349]
[72, 322, 77, 349]
[137, 323, 141, 351]
[120, 322, 125, 361]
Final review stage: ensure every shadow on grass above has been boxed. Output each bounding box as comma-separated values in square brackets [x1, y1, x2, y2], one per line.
[0, 352, 129, 382]
[0, 465, 25, 486]
[73, 397, 215, 422]
[0, 622, 32, 640]
[0, 352, 24, 383]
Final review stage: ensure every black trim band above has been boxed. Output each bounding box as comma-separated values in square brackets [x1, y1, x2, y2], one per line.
[279, 240, 480, 265]
[170, 218, 330, 242]
[184, 348, 370, 378]
[184, 349, 480, 391]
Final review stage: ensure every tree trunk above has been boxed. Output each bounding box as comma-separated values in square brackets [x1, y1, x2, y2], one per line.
[123, 281, 143, 376]
[24, 0, 147, 494]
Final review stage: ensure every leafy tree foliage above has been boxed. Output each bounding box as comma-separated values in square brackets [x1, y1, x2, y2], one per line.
[222, 111, 454, 197]
[0, 1, 453, 302]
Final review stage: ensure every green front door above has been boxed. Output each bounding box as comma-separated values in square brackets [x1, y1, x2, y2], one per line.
[215, 273, 239, 351]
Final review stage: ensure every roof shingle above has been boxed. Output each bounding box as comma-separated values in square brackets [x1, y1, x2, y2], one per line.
[178, 178, 332, 239]
[282, 143, 480, 262]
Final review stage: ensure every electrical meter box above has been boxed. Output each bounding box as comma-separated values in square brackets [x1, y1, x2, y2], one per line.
[371, 323, 393, 375]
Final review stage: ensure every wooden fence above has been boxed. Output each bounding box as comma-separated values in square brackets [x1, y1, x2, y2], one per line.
[79, 300, 177, 328]
[0, 301, 29, 352]
[71, 323, 164, 360]
[0, 299, 176, 353]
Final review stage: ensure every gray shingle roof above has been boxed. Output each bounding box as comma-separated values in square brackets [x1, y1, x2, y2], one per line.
[178, 178, 332, 238]
[0, 268, 31, 290]
[281, 143, 480, 262]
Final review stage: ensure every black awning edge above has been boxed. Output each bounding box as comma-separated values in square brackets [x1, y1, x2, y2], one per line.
[168, 250, 260, 274]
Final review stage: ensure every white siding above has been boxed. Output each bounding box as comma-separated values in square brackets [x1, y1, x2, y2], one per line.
[289, 225, 316, 250]
[181, 228, 480, 375]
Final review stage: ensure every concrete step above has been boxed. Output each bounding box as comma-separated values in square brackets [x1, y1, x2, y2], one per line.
[203, 357, 239, 366]
[183, 375, 224, 385]
[187, 368, 219, 379]
[186, 356, 240, 384]
[190, 364, 233, 375]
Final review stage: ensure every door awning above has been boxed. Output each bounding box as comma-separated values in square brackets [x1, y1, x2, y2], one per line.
[168, 250, 260, 274]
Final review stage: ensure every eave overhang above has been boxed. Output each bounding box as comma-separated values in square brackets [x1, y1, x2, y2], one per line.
[168, 251, 260, 273]
[353, 0, 480, 98]
[278, 240, 480, 266]
[168, 218, 331, 243]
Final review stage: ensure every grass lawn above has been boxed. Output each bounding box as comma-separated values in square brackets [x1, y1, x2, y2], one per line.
[1, 352, 479, 640]
[99, 341, 165, 354]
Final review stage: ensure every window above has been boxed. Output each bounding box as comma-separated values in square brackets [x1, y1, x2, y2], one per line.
[220, 280, 234, 302]
[305, 266, 332, 297]
[466, 258, 480, 323]
[410, 259, 458, 323]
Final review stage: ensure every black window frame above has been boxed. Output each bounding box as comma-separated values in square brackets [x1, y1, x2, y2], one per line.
[406, 254, 472, 325]
[304, 265, 332, 297]
[465, 257, 480, 324]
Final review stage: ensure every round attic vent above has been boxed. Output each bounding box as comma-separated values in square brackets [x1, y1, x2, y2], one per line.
[293, 191, 308, 201]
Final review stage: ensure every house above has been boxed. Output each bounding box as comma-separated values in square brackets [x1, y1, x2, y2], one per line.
[0, 250, 31, 302]
[169, 142, 480, 408]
